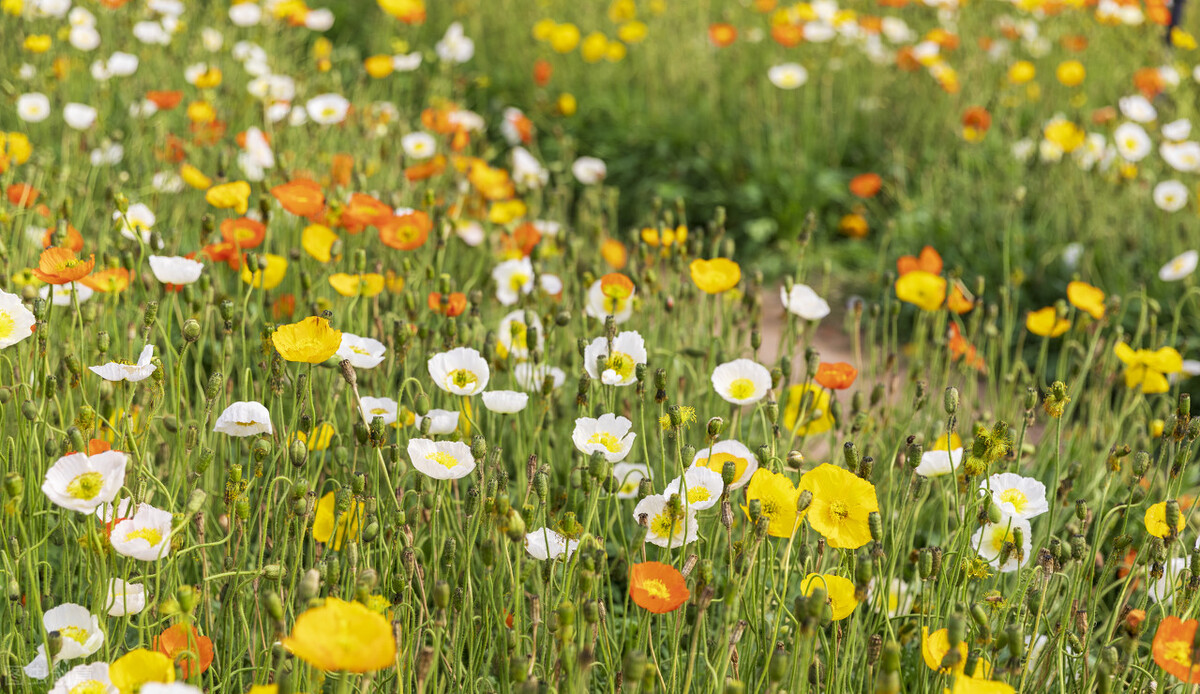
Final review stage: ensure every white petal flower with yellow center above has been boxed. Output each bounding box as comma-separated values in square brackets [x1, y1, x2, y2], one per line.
[971, 513, 1032, 573]
[48, 661, 115, 694]
[633, 494, 699, 548]
[482, 390, 529, 414]
[780, 284, 831, 321]
[428, 346, 490, 395]
[612, 462, 652, 499]
[40, 282, 95, 307]
[572, 156, 606, 185]
[401, 132, 437, 160]
[148, 255, 204, 285]
[305, 93, 350, 125]
[24, 604, 105, 680]
[690, 439, 758, 489]
[337, 333, 387, 369]
[104, 578, 146, 617]
[983, 473, 1048, 520]
[711, 359, 772, 405]
[514, 363, 566, 392]
[583, 331, 647, 387]
[111, 503, 173, 561]
[214, 401, 273, 437]
[0, 290, 36, 349]
[664, 466, 724, 511]
[524, 527, 579, 561]
[1160, 250, 1199, 282]
[90, 344, 156, 382]
[584, 279, 635, 324]
[415, 408, 459, 435]
[359, 396, 399, 426]
[572, 413, 636, 463]
[41, 450, 127, 513]
[497, 310, 543, 361]
[491, 257, 535, 306]
[408, 438, 476, 480]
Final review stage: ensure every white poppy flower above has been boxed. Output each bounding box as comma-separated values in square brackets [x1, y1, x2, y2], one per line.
[584, 278, 635, 324]
[201, 27, 224, 51]
[0, 291, 36, 348]
[1150, 556, 1188, 604]
[780, 284, 831, 320]
[455, 220, 485, 246]
[106, 52, 139, 76]
[525, 527, 578, 560]
[435, 22, 475, 64]
[690, 439, 758, 489]
[540, 274, 563, 295]
[1153, 180, 1189, 212]
[572, 413, 636, 462]
[514, 363, 566, 392]
[1161, 141, 1200, 172]
[1119, 94, 1157, 123]
[663, 466, 724, 510]
[915, 447, 963, 478]
[612, 462, 652, 499]
[148, 255, 204, 285]
[497, 310, 543, 360]
[90, 142, 124, 166]
[41, 450, 128, 513]
[491, 257, 536, 306]
[305, 93, 350, 125]
[39, 283, 95, 307]
[229, 3, 263, 26]
[63, 103, 97, 130]
[114, 202, 157, 244]
[337, 333, 386, 369]
[393, 52, 423, 72]
[768, 63, 809, 89]
[305, 9, 334, 31]
[408, 438, 476, 480]
[482, 390, 529, 414]
[69, 24, 101, 51]
[48, 662, 115, 694]
[983, 473, 1048, 520]
[132, 21, 171, 45]
[870, 577, 914, 618]
[104, 578, 146, 617]
[1160, 250, 1199, 282]
[633, 494, 699, 548]
[415, 409, 459, 435]
[572, 156, 607, 185]
[17, 93, 51, 123]
[1162, 119, 1192, 141]
[359, 396, 399, 426]
[512, 147, 548, 190]
[711, 359, 772, 405]
[1114, 122, 1152, 161]
[24, 604, 104, 680]
[111, 503, 173, 561]
[970, 513, 1032, 572]
[401, 132, 437, 160]
[90, 345, 156, 382]
[582, 331, 647, 386]
[427, 346, 490, 395]
[214, 401, 273, 436]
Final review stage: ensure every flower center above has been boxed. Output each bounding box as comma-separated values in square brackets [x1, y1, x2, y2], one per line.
[351, 346, 370, 355]
[59, 625, 90, 645]
[70, 682, 110, 694]
[650, 511, 684, 539]
[989, 526, 1013, 553]
[829, 500, 849, 520]
[67, 471, 104, 500]
[236, 420, 259, 427]
[641, 578, 670, 600]
[998, 488, 1028, 513]
[1162, 641, 1192, 668]
[605, 351, 635, 379]
[370, 408, 388, 415]
[448, 369, 478, 389]
[728, 378, 756, 400]
[427, 452, 459, 469]
[686, 487, 711, 504]
[587, 432, 622, 453]
[126, 527, 163, 545]
[0, 310, 14, 339]
[509, 273, 529, 291]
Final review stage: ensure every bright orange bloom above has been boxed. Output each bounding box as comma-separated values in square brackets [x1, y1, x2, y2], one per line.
[379, 211, 432, 250]
[145, 90, 184, 110]
[708, 23, 737, 47]
[340, 194, 392, 234]
[1153, 616, 1200, 683]
[849, 173, 882, 199]
[946, 282, 974, 314]
[199, 242, 243, 270]
[80, 267, 131, 293]
[155, 624, 214, 678]
[1061, 35, 1088, 51]
[7, 183, 39, 208]
[405, 155, 447, 182]
[272, 179, 326, 218]
[815, 362, 858, 390]
[897, 246, 942, 276]
[601, 239, 628, 269]
[948, 323, 986, 372]
[630, 561, 690, 613]
[220, 217, 267, 249]
[962, 106, 992, 142]
[896, 47, 920, 71]
[421, 104, 460, 134]
[533, 59, 553, 86]
[427, 292, 467, 317]
[34, 247, 95, 285]
[1134, 67, 1166, 99]
[156, 134, 188, 163]
[504, 222, 542, 257]
[41, 224, 84, 252]
[770, 23, 803, 47]
[600, 273, 635, 300]
[331, 153, 355, 187]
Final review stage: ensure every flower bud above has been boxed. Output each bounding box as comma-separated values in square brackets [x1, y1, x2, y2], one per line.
[707, 417, 724, 438]
[944, 387, 959, 416]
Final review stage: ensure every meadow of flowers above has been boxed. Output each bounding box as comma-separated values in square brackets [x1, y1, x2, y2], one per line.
[1, 0, 1200, 693]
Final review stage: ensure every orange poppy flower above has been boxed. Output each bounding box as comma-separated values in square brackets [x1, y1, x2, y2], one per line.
[220, 217, 267, 249]
[146, 90, 184, 110]
[897, 246, 942, 276]
[708, 23, 737, 47]
[770, 23, 804, 47]
[33, 247, 95, 285]
[1153, 616, 1200, 683]
[1061, 35, 1088, 51]
[405, 154, 447, 182]
[849, 173, 882, 199]
[601, 239, 628, 270]
[271, 179, 326, 218]
[600, 273, 635, 301]
[190, 119, 227, 147]
[200, 242, 243, 270]
[427, 291, 467, 317]
[155, 624, 214, 678]
[80, 267, 131, 293]
[340, 194, 391, 234]
[421, 104, 459, 135]
[962, 106, 992, 142]
[947, 323, 986, 372]
[896, 47, 920, 71]
[7, 183, 39, 208]
[504, 222, 542, 257]
[815, 362, 857, 390]
[380, 210, 432, 250]
[331, 153, 355, 187]
[629, 561, 690, 613]
[946, 282, 974, 314]
[1134, 67, 1166, 99]
[533, 59, 553, 86]
[41, 224, 84, 252]
[273, 293, 297, 320]
[156, 133, 187, 163]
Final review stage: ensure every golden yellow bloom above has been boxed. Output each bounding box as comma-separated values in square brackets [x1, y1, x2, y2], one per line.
[618, 20, 647, 43]
[365, 55, 394, 78]
[743, 468, 802, 537]
[1114, 343, 1182, 394]
[1145, 501, 1184, 538]
[1066, 281, 1104, 319]
[894, 271, 946, 311]
[187, 101, 217, 124]
[206, 181, 252, 215]
[608, 0, 636, 22]
[283, 598, 397, 672]
[550, 23, 581, 53]
[581, 32, 609, 63]
[1043, 120, 1085, 153]
[181, 163, 213, 190]
[799, 573, 859, 620]
[2, 132, 32, 166]
[532, 18, 557, 41]
[1056, 60, 1085, 87]
[241, 254, 288, 290]
[110, 648, 175, 694]
[194, 67, 223, 88]
[302, 224, 340, 263]
[798, 463, 879, 549]
[1007, 60, 1035, 84]
[489, 199, 527, 225]
[313, 491, 364, 550]
[23, 35, 51, 53]
[272, 316, 342, 363]
[783, 383, 834, 436]
[329, 273, 385, 297]
[689, 258, 741, 294]
[922, 627, 968, 673]
[1025, 307, 1069, 338]
[606, 41, 628, 62]
[1171, 27, 1197, 50]
[293, 422, 335, 451]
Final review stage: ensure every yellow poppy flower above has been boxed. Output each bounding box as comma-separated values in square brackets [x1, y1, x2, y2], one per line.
[799, 573, 859, 620]
[783, 383, 834, 436]
[1145, 501, 1185, 538]
[272, 316, 342, 363]
[489, 199, 527, 225]
[181, 163, 213, 190]
[798, 463, 879, 549]
[743, 468, 802, 538]
[1025, 307, 1069, 338]
[895, 271, 946, 311]
[292, 422, 335, 451]
[241, 254, 288, 290]
[946, 673, 1013, 694]
[581, 32, 609, 63]
[689, 258, 741, 294]
[1007, 60, 1035, 84]
[329, 272, 385, 297]
[365, 55, 394, 78]
[3, 132, 32, 165]
[301, 224, 340, 263]
[110, 648, 175, 694]
[922, 627, 968, 673]
[549, 23, 581, 53]
[313, 491, 364, 550]
[1066, 281, 1105, 319]
[283, 598, 397, 672]
[1114, 342, 1183, 394]
[206, 181, 252, 215]
[1056, 60, 1085, 87]
[187, 100, 217, 124]
[23, 35, 51, 53]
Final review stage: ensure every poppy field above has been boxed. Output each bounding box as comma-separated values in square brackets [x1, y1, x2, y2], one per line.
[1, 0, 1200, 693]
